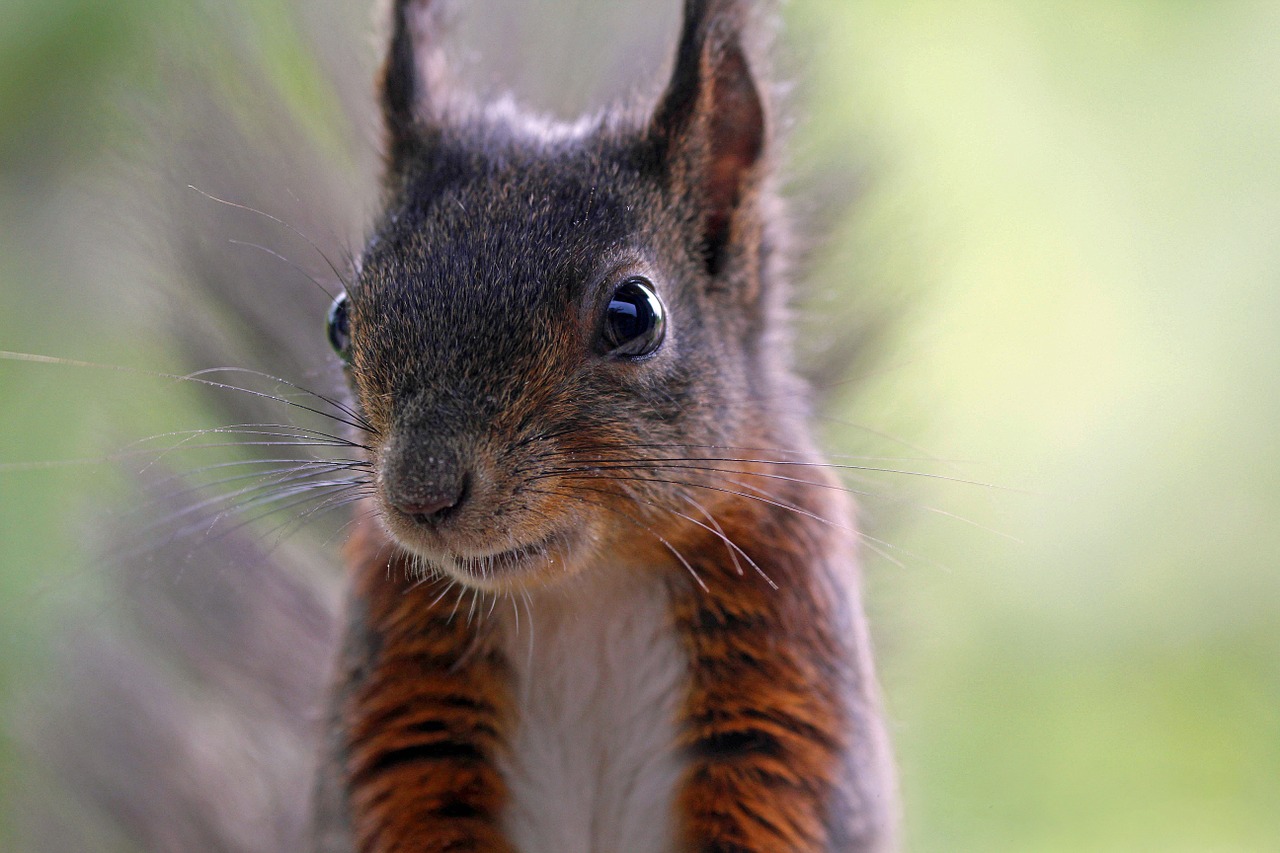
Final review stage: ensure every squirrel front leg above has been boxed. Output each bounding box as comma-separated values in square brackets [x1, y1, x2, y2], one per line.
[314, 512, 515, 853]
[671, 505, 896, 853]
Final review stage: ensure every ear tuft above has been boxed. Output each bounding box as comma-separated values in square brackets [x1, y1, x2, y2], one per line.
[651, 0, 767, 276]
[381, 0, 448, 166]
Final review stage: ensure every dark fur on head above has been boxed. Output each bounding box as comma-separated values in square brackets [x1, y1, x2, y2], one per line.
[350, 0, 806, 591]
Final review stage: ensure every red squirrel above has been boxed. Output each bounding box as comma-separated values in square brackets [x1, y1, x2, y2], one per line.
[16, 1, 897, 850]
[308, 0, 897, 850]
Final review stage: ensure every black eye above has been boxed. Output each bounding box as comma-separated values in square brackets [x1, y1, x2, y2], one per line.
[600, 277, 666, 359]
[327, 293, 352, 362]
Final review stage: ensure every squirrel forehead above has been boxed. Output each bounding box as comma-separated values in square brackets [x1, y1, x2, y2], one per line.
[361, 133, 665, 293]
[347, 145, 655, 406]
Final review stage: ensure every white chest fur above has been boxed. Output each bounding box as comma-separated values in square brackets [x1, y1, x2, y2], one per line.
[497, 566, 689, 853]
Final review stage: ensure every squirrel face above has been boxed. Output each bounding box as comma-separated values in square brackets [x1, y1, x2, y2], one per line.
[334, 0, 776, 592]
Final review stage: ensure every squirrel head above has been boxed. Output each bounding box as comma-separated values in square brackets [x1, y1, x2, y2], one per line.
[334, 0, 796, 591]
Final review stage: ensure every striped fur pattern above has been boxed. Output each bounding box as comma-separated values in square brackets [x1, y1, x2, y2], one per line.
[320, 483, 894, 851]
[315, 516, 515, 852]
[671, 476, 895, 850]
[315, 0, 898, 849]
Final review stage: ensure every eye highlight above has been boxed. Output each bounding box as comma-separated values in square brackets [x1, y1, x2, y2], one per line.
[327, 293, 352, 362]
[599, 277, 666, 359]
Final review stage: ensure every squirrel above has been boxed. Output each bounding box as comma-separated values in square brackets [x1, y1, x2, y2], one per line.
[307, 0, 897, 850]
[17, 1, 897, 850]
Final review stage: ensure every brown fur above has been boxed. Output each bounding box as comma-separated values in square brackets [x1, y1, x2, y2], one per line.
[315, 513, 514, 852]
[671, 468, 892, 850]
[319, 0, 897, 849]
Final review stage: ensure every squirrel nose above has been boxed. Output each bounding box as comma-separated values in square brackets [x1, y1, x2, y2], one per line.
[382, 435, 472, 526]
[390, 473, 469, 525]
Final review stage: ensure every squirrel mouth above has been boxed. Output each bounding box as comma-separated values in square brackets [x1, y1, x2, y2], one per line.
[426, 528, 578, 589]
[377, 493, 592, 590]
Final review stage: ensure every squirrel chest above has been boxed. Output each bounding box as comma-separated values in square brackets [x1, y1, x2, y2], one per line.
[496, 565, 687, 853]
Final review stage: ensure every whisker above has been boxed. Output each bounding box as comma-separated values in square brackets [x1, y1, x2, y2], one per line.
[2, 422, 364, 472]
[139, 463, 367, 520]
[406, 564, 443, 592]
[548, 456, 1012, 492]
[565, 440, 973, 467]
[524, 483, 708, 592]
[512, 426, 582, 450]
[556, 472, 851, 534]
[715, 473, 949, 573]
[148, 456, 368, 489]
[187, 185, 354, 291]
[428, 578, 459, 609]
[227, 238, 337, 301]
[119, 421, 369, 448]
[683, 494, 744, 577]
[448, 586, 467, 623]
[810, 416, 974, 472]
[135, 462, 370, 537]
[248, 484, 372, 547]
[554, 469, 945, 573]
[852, 537, 909, 572]
[185, 366, 373, 434]
[561, 482, 776, 590]
[141, 469, 367, 548]
[200, 476, 363, 532]
[103, 479, 361, 569]
[280, 184, 363, 280]
[529, 456, 1015, 542]
[194, 481, 367, 548]
[537, 460, 877, 499]
[0, 350, 371, 435]
[522, 590, 534, 644]
[133, 448, 366, 489]
[320, 505, 382, 551]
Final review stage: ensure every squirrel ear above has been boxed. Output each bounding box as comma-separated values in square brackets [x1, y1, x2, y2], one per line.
[651, 0, 766, 276]
[381, 0, 448, 165]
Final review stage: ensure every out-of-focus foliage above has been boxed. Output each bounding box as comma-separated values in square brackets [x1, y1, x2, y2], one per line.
[2, 1, 1277, 850]
[790, 3, 1280, 850]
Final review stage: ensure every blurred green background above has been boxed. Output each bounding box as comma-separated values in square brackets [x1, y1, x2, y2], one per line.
[2, 1, 1278, 850]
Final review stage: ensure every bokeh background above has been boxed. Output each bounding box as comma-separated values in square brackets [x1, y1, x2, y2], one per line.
[2, 1, 1278, 850]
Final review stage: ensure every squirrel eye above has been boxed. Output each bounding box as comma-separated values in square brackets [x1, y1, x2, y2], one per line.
[327, 293, 352, 362]
[600, 277, 666, 359]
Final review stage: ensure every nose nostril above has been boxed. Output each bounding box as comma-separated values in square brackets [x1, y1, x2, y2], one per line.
[392, 473, 469, 526]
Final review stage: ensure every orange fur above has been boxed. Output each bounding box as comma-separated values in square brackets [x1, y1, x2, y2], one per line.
[329, 512, 515, 852]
